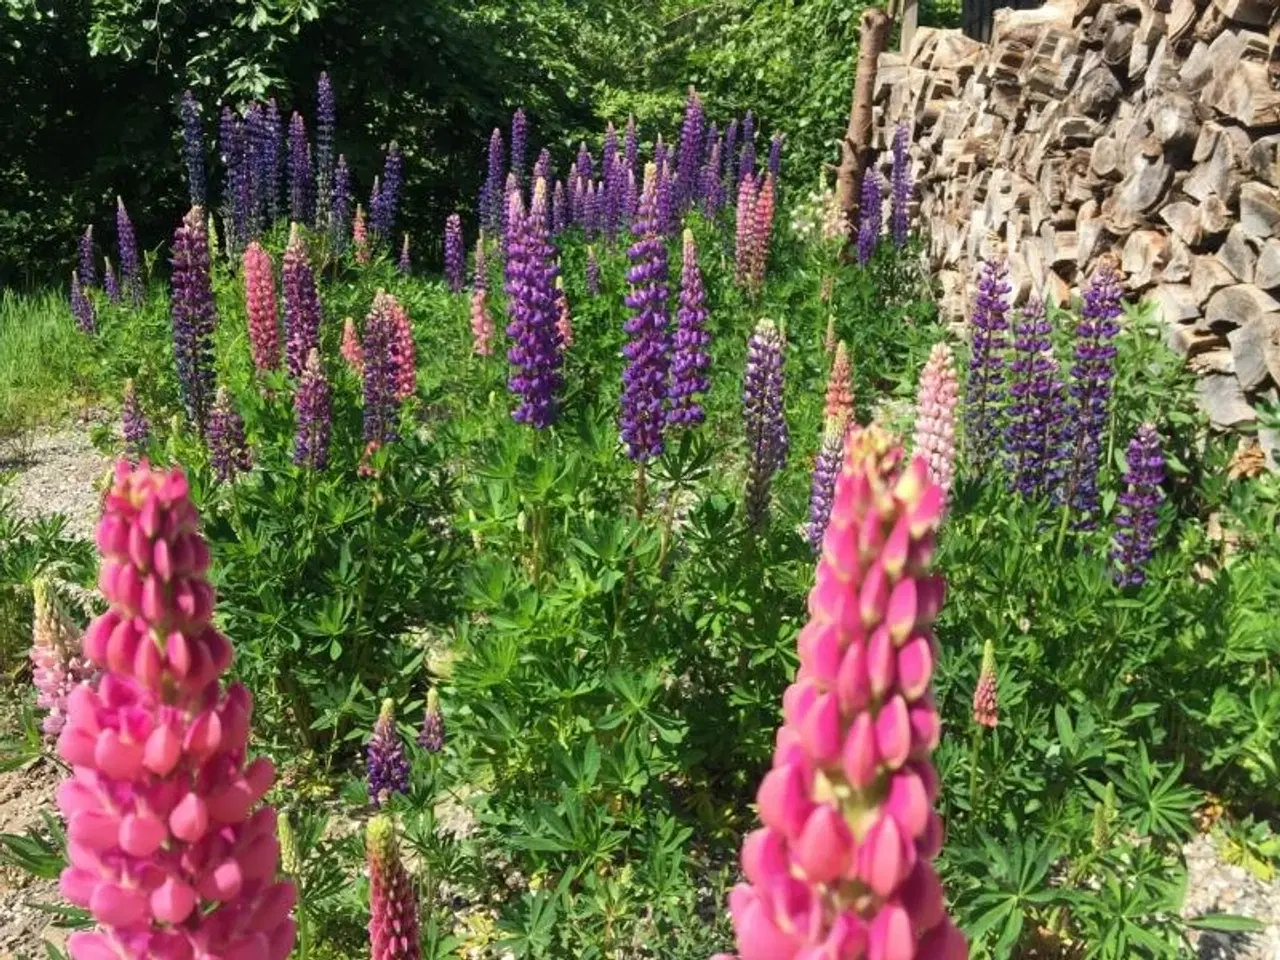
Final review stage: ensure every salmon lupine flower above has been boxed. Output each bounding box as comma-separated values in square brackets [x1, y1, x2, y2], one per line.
[30, 578, 94, 738]
[366, 816, 422, 960]
[58, 460, 296, 960]
[972, 640, 997, 729]
[243, 242, 281, 373]
[912, 343, 959, 497]
[716, 426, 966, 960]
[353, 204, 371, 264]
[471, 286, 494, 358]
[824, 342, 855, 429]
[555, 278, 574, 349]
[341, 317, 365, 376]
[748, 174, 776, 293]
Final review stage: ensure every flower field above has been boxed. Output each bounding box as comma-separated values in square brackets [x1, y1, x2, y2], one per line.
[2, 73, 1280, 960]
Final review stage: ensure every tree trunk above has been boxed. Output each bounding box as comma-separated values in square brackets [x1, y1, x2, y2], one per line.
[836, 7, 892, 244]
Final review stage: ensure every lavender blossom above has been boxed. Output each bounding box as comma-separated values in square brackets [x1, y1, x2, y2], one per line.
[743, 319, 788, 530]
[180, 90, 206, 206]
[283, 225, 322, 379]
[288, 112, 313, 224]
[170, 207, 219, 434]
[315, 72, 336, 227]
[890, 122, 912, 247]
[370, 142, 403, 241]
[511, 108, 528, 181]
[121, 379, 149, 458]
[115, 197, 141, 305]
[481, 128, 504, 235]
[856, 171, 882, 265]
[367, 699, 410, 808]
[445, 214, 464, 292]
[330, 154, 351, 249]
[206, 387, 251, 482]
[805, 420, 844, 552]
[505, 181, 563, 429]
[69, 273, 96, 335]
[1110, 424, 1165, 587]
[965, 258, 1010, 472]
[293, 348, 331, 470]
[668, 229, 710, 428]
[77, 226, 96, 290]
[676, 88, 706, 214]
[1005, 298, 1057, 497]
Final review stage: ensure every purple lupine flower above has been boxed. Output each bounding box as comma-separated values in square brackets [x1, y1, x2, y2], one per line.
[586, 247, 601, 295]
[701, 135, 724, 219]
[856, 170, 882, 265]
[624, 116, 639, 183]
[218, 108, 245, 251]
[1006, 298, 1057, 497]
[965, 257, 1011, 473]
[293, 348, 331, 469]
[445, 214, 464, 292]
[570, 175, 585, 227]
[370, 142, 403, 241]
[481, 128, 504, 235]
[656, 152, 676, 237]
[890, 122, 912, 248]
[77, 226, 97, 290]
[804, 419, 844, 551]
[398, 234, 412, 275]
[121, 379, 149, 458]
[603, 122, 622, 240]
[69, 272, 96, 335]
[288, 112, 313, 224]
[624, 168, 638, 224]
[505, 181, 563, 429]
[207, 386, 251, 482]
[1065, 262, 1123, 525]
[511, 108, 529, 181]
[620, 165, 672, 462]
[418, 689, 444, 754]
[283, 224, 322, 379]
[668, 228, 710, 428]
[315, 72, 336, 228]
[367, 699, 410, 808]
[585, 180, 602, 239]
[502, 171, 521, 256]
[533, 148, 552, 186]
[473, 233, 488, 292]
[767, 133, 784, 182]
[170, 207, 219, 435]
[242, 103, 265, 237]
[362, 293, 402, 447]
[574, 142, 594, 188]
[552, 180, 568, 235]
[180, 91, 206, 206]
[264, 98, 283, 223]
[739, 111, 757, 182]
[330, 154, 351, 249]
[115, 197, 141, 305]
[1111, 423, 1165, 587]
[743, 318, 788, 530]
[103, 259, 120, 303]
[676, 87, 706, 214]
[723, 119, 740, 207]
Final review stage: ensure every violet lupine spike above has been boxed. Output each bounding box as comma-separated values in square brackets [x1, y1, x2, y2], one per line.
[701, 126, 724, 218]
[743, 319, 788, 531]
[739, 111, 757, 182]
[418, 689, 445, 754]
[121, 379, 150, 458]
[283, 225, 322, 379]
[511, 108, 529, 181]
[70, 272, 96, 335]
[620, 164, 673, 462]
[668, 228, 710, 428]
[502, 171, 520, 257]
[964, 258, 1011, 474]
[624, 116, 639, 183]
[676, 87, 706, 214]
[366, 816, 422, 960]
[804, 419, 845, 553]
[264, 99, 284, 224]
[768, 133, 785, 182]
[973, 639, 998, 728]
[552, 180, 567, 235]
[398, 234, 412, 275]
[445, 214, 464, 292]
[60, 460, 297, 960]
[315, 72, 336, 228]
[856, 171, 883, 266]
[180, 90, 207, 206]
[170, 207, 218, 435]
[116, 197, 142, 306]
[724, 119, 740, 207]
[294, 348, 331, 470]
[1005, 298, 1056, 498]
[824, 342, 855, 430]
[504, 181, 563, 429]
[362, 291, 407, 446]
[288, 112, 313, 224]
[603, 123, 623, 240]
[890, 122, 912, 248]
[330, 154, 352, 250]
[481, 128, 504, 235]
[206, 386, 252, 483]
[1110, 423, 1165, 587]
[367, 699, 410, 807]
[77, 225, 97, 290]
[243, 103, 266, 237]
[370, 142, 403, 242]
[219, 108, 250, 253]
[103, 258, 121, 303]
[715, 427, 966, 960]
[656, 156, 676, 237]
[912, 342, 960, 497]
[533, 148, 551, 187]
[29, 578, 93, 739]
[1064, 262, 1123, 526]
[586, 247, 601, 296]
[243, 241, 282, 373]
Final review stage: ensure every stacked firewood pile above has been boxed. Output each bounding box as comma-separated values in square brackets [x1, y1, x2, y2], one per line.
[874, 0, 1280, 448]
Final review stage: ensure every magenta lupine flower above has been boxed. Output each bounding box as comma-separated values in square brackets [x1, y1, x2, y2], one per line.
[620, 165, 672, 462]
[122, 380, 150, 459]
[398, 234, 412, 275]
[471, 286, 494, 358]
[716, 427, 966, 960]
[331, 154, 352, 249]
[206, 387, 251, 483]
[417, 689, 444, 754]
[283, 225, 322, 379]
[973, 639, 998, 728]
[912, 342, 959, 497]
[116, 197, 142, 306]
[243, 242, 281, 374]
[293, 349, 331, 470]
[367, 699, 410, 807]
[1064, 262, 1123, 525]
[965, 258, 1011, 473]
[78, 225, 97, 290]
[445, 214, 464, 292]
[59, 460, 297, 960]
[170, 207, 218, 435]
[743, 319, 788, 530]
[511, 108, 528, 181]
[804, 419, 845, 552]
[504, 181, 563, 429]
[29, 578, 93, 738]
[856, 171, 883, 266]
[366, 816, 422, 960]
[480, 128, 504, 234]
[890, 123, 912, 248]
[371, 142, 403, 242]
[288, 112, 313, 225]
[586, 247, 601, 295]
[386, 294, 417, 402]
[676, 87, 706, 214]
[1005, 299, 1057, 498]
[70, 273, 97, 335]
[180, 90, 206, 207]
[668, 229, 710, 428]
[314, 72, 336, 228]
[768, 133, 784, 182]
[746, 175, 776, 293]
[1110, 423, 1165, 587]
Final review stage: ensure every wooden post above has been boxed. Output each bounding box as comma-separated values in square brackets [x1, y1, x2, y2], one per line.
[835, 7, 892, 244]
[901, 0, 919, 57]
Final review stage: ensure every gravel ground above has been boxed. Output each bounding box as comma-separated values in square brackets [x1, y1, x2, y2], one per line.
[2, 420, 111, 542]
[0, 762, 66, 960]
[1184, 833, 1280, 960]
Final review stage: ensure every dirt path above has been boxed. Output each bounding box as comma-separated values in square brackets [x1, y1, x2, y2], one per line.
[0, 762, 65, 960]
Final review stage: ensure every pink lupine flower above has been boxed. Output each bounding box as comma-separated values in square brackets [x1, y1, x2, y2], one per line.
[242, 242, 281, 372]
[748, 174, 776, 292]
[366, 816, 421, 960]
[374, 292, 416, 401]
[471, 287, 493, 357]
[555, 277, 573, 349]
[734, 173, 757, 287]
[57, 460, 296, 960]
[912, 342, 959, 497]
[353, 203, 371, 265]
[972, 640, 997, 729]
[29, 579, 94, 738]
[719, 426, 967, 960]
[824, 341, 855, 430]
[341, 317, 365, 376]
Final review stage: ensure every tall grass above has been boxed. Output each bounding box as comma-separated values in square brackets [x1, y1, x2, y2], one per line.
[0, 289, 98, 443]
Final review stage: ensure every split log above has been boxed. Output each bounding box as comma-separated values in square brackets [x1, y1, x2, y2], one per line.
[1166, 323, 1228, 358]
[1208, 61, 1280, 128]
[1075, 64, 1124, 117]
[1210, 0, 1274, 29]
[1198, 374, 1258, 427]
[1240, 182, 1280, 240]
[1160, 201, 1203, 246]
[1257, 240, 1280, 292]
[1164, 234, 1194, 282]
[837, 7, 892, 242]
[1150, 93, 1200, 152]
[1090, 137, 1123, 179]
[1199, 195, 1232, 240]
[1122, 229, 1170, 288]
[1203, 283, 1280, 333]
[1228, 314, 1280, 391]
[1248, 135, 1280, 188]
[1191, 255, 1237, 304]
[1149, 282, 1202, 324]
[1219, 225, 1259, 283]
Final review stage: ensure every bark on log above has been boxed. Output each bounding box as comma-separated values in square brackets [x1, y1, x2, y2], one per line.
[837, 7, 893, 243]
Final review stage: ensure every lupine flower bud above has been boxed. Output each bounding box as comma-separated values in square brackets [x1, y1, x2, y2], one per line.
[510, 108, 528, 181]
[824, 315, 837, 356]
[60, 460, 296, 960]
[122, 380, 150, 459]
[973, 640, 998, 729]
[371, 143, 403, 242]
[444, 214, 464, 293]
[856, 171, 883, 266]
[555, 278, 574, 349]
[912, 343, 959, 496]
[243, 242, 281, 373]
[277, 813, 299, 877]
[504, 181, 563, 429]
[116, 198, 142, 306]
[719, 427, 966, 960]
[417, 689, 444, 754]
[283, 225, 322, 379]
[481, 128, 504, 235]
[1110, 423, 1165, 587]
[743, 319, 788, 530]
[804, 420, 844, 553]
[586, 247, 601, 295]
[70, 272, 97, 335]
[668, 229, 710, 428]
[170, 207, 218, 434]
[293, 349, 331, 470]
[824, 342, 855, 429]
[890, 123, 912, 248]
[288, 112, 313, 224]
[965, 258, 1010, 473]
[180, 91, 206, 207]
[353, 203, 370, 264]
[366, 816, 422, 960]
[29, 578, 93, 738]
[331, 154, 352, 250]
[207, 387, 252, 483]
[341, 317, 365, 375]
[367, 699, 410, 807]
